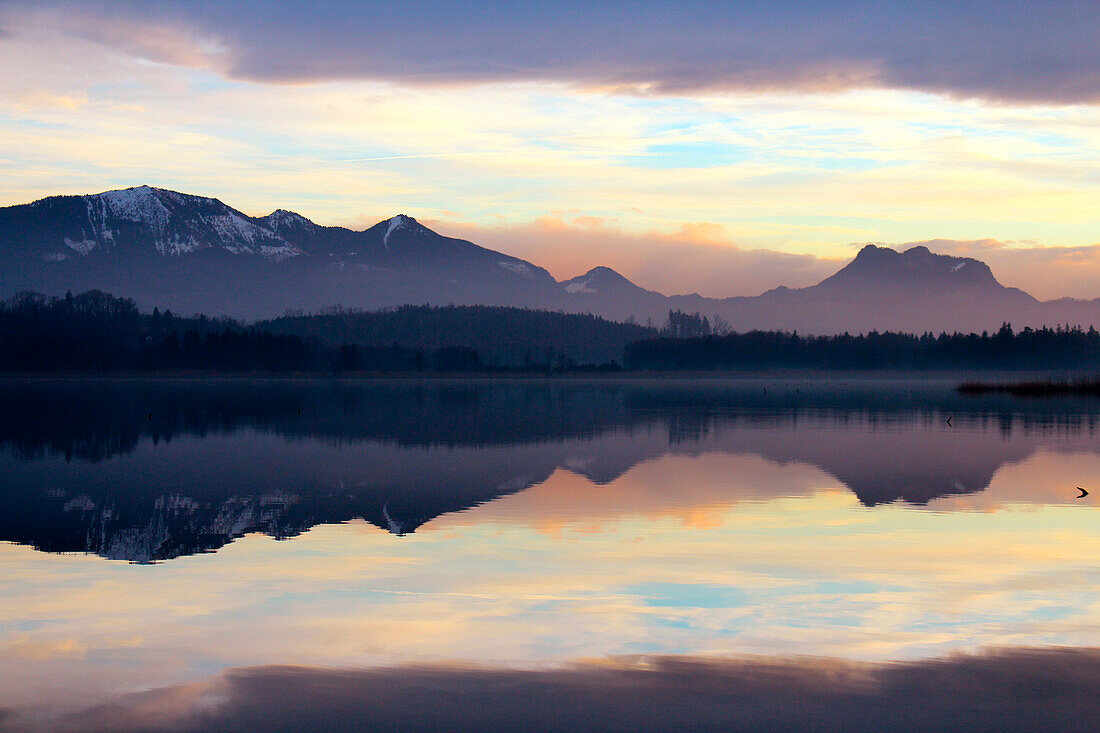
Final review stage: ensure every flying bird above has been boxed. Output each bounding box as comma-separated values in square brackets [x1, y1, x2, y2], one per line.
[1077, 487, 1089, 498]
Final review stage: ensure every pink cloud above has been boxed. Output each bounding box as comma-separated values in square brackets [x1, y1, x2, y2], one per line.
[426, 216, 843, 298]
[421, 218, 1100, 301]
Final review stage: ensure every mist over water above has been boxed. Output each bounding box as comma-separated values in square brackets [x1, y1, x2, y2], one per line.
[1, 377, 1099, 730]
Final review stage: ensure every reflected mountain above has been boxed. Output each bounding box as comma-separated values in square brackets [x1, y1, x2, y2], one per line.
[1, 378, 1098, 562]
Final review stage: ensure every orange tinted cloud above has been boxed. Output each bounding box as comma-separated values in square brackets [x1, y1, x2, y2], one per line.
[427, 216, 844, 297]
[423, 217, 1100, 301]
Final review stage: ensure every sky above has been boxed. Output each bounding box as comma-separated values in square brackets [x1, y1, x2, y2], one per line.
[1, 0, 1100, 298]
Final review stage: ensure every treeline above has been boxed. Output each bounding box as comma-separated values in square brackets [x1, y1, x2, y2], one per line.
[0, 291, 491, 372]
[8, 292, 1100, 374]
[660, 309, 724, 338]
[258, 304, 654, 367]
[0, 291, 639, 373]
[625, 324, 1100, 371]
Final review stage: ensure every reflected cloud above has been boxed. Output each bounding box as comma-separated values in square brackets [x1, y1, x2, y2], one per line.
[2, 378, 1099, 717]
[9, 649, 1100, 732]
[2, 495, 1100, 716]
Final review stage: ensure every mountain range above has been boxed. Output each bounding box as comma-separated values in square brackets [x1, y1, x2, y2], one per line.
[2, 185, 1099, 333]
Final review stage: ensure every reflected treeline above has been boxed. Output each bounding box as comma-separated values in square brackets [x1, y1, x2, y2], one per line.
[1, 378, 1099, 562]
[3, 377, 1100, 462]
[0, 379, 634, 461]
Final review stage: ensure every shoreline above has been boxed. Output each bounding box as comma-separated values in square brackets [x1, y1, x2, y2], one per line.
[959, 377, 1100, 396]
[0, 368, 1094, 382]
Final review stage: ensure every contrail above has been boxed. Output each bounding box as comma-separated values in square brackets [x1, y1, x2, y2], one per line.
[333, 150, 650, 163]
[333, 153, 502, 162]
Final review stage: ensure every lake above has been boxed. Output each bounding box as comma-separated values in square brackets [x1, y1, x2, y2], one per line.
[2, 377, 1099, 731]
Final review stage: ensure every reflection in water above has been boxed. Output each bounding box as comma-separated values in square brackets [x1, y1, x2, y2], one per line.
[1, 378, 1099, 561]
[1, 378, 1099, 729]
[10, 649, 1100, 733]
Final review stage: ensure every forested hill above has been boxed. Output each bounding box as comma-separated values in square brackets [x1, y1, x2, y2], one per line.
[258, 305, 654, 367]
[0, 291, 651, 372]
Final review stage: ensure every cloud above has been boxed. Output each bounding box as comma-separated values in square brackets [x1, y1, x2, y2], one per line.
[6, 1, 1100, 104]
[423, 218, 1100, 301]
[425, 215, 844, 297]
[65, 15, 225, 70]
[15, 649, 1100, 732]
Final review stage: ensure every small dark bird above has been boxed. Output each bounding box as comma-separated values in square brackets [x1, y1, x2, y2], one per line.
[1077, 487, 1090, 498]
[945, 416, 953, 427]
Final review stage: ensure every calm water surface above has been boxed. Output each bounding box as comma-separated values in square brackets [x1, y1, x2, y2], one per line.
[1, 377, 1099, 729]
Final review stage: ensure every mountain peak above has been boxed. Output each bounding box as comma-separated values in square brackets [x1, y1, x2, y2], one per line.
[820, 243, 1000, 292]
[267, 208, 305, 219]
[262, 209, 316, 234]
[852, 243, 895, 260]
[94, 186, 174, 222]
[16, 185, 302, 260]
[563, 266, 641, 295]
[377, 214, 434, 246]
[92, 184, 211, 205]
[381, 214, 422, 229]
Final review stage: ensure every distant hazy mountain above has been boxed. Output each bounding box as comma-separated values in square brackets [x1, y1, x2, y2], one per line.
[705, 244, 1048, 334]
[3, 185, 1100, 332]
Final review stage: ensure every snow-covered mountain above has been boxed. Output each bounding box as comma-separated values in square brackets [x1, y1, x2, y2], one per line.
[17, 185, 302, 261]
[2, 185, 1100, 332]
[0, 186, 563, 317]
